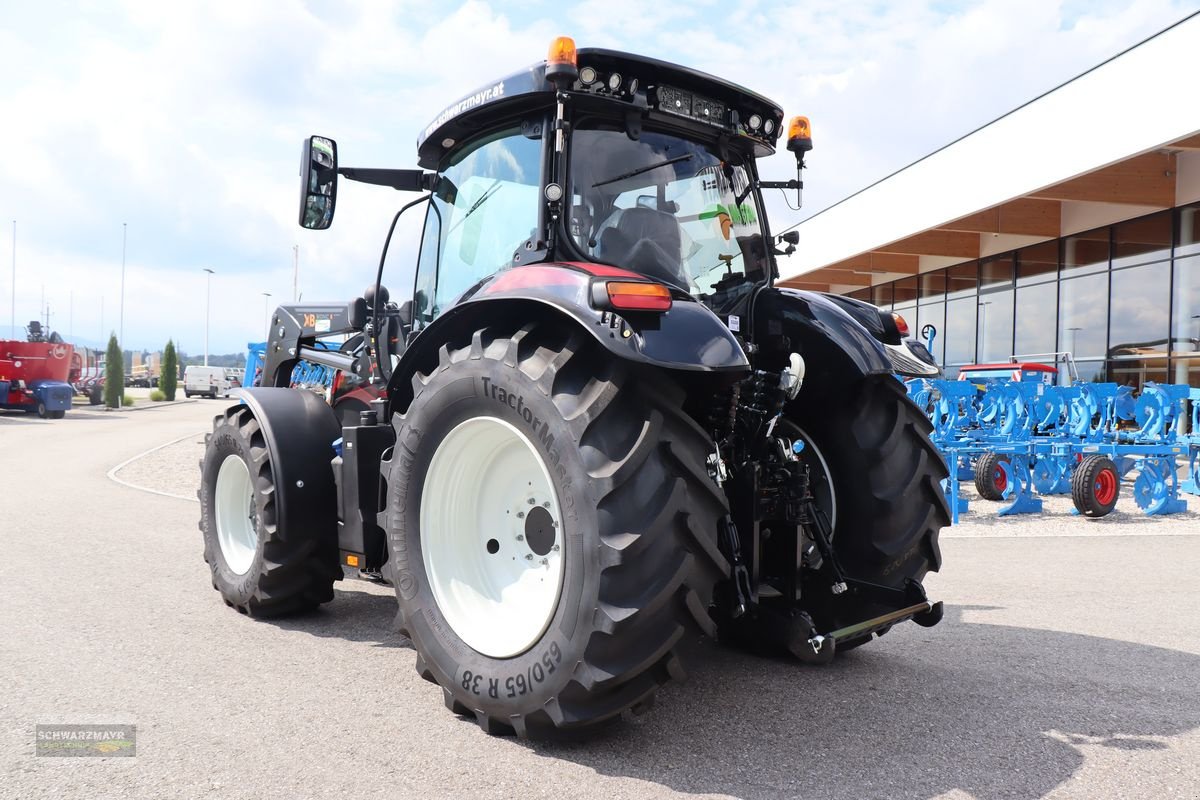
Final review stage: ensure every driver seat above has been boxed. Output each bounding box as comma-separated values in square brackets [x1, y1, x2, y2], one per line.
[596, 206, 688, 288]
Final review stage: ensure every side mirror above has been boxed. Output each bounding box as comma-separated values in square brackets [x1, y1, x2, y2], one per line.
[780, 231, 799, 246]
[299, 135, 338, 230]
[398, 300, 414, 326]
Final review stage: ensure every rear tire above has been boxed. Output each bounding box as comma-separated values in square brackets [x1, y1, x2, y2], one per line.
[385, 320, 729, 738]
[787, 374, 948, 643]
[1072, 455, 1119, 518]
[199, 405, 339, 616]
[974, 452, 1010, 501]
[36, 401, 48, 418]
[50, 410, 65, 419]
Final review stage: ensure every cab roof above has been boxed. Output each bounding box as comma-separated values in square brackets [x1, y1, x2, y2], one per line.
[417, 47, 786, 169]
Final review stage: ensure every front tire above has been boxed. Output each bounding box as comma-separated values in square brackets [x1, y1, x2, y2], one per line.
[385, 320, 729, 737]
[199, 406, 339, 616]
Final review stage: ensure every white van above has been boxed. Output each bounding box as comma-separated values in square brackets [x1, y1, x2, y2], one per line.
[184, 366, 233, 398]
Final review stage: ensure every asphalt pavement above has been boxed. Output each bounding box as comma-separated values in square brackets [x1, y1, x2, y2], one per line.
[2, 400, 1198, 799]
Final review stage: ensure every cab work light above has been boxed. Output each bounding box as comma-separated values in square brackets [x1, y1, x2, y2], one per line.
[606, 281, 672, 312]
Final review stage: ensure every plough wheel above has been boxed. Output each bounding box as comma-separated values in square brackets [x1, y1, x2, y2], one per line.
[1072, 455, 1119, 518]
[974, 452, 1009, 501]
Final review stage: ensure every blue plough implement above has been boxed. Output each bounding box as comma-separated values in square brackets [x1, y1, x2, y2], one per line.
[909, 376, 1199, 522]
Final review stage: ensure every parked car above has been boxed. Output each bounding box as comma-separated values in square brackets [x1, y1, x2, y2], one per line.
[184, 366, 233, 398]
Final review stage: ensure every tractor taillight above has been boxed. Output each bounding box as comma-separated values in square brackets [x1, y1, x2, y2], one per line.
[892, 312, 910, 338]
[606, 281, 672, 312]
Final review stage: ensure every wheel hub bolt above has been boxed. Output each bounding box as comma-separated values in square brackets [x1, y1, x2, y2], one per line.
[552, 544, 560, 552]
[540, 558, 548, 566]
[543, 501, 550, 508]
[525, 554, 534, 561]
[517, 511, 524, 519]
[528, 498, 535, 505]
[516, 534, 524, 541]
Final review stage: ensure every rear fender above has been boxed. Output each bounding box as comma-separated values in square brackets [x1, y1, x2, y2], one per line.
[757, 288, 894, 382]
[388, 266, 750, 414]
[232, 388, 342, 542]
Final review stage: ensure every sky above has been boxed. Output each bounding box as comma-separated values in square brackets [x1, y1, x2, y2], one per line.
[1, 0, 1196, 355]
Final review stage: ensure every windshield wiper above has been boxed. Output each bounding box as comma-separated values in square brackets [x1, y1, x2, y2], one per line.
[449, 179, 503, 232]
[592, 154, 694, 189]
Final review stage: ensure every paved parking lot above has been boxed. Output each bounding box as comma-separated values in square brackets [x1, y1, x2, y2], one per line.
[2, 400, 1198, 799]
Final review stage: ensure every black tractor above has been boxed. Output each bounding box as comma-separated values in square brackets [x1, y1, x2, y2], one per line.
[199, 37, 948, 738]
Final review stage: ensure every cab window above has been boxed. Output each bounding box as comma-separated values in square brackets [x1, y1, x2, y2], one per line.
[413, 128, 543, 325]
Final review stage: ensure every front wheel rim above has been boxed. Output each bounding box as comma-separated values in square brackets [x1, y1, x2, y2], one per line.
[420, 416, 565, 659]
[215, 454, 257, 575]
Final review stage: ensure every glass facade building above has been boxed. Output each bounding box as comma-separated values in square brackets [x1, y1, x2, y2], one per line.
[847, 203, 1200, 388]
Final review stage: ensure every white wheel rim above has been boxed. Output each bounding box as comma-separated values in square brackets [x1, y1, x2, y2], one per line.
[421, 416, 564, 658]
[215, 454, 257, 575]
[792, 426, 837, 534]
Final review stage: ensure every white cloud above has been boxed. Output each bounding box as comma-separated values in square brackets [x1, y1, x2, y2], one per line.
[0, 0, 1193, 353]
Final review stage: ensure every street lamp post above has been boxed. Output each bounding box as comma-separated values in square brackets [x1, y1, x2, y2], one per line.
[119, 222, 127, 346]
[262, 291, 273, 335]
[203, 268, 215, 366]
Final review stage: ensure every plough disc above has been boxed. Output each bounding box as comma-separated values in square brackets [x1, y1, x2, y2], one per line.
[1133, 458, 1187, 516]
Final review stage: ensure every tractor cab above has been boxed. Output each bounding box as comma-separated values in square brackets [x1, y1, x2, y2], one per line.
[300, 38, 809, 328]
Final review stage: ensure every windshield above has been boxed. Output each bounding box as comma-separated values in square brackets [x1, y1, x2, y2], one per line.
[567, 126, 767, 295]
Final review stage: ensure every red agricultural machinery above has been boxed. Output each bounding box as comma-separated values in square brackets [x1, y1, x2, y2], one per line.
[0, 322, 76, 419]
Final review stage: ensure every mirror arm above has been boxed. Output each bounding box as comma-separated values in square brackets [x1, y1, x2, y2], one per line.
[338, 167, 436, 192]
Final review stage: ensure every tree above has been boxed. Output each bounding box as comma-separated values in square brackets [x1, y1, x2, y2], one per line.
[161, 340, 179, 401]
[104, 334, 123, 409]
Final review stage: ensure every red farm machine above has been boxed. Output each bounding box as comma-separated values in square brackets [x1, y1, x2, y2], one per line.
[0, 322, 76, 419]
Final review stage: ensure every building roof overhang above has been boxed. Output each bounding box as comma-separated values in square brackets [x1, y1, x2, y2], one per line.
[781, 13, 1200, 293]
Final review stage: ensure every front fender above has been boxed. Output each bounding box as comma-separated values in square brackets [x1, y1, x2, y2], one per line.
[232, 388, 341, 540]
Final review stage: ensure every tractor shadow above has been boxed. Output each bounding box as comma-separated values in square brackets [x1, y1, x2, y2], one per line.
[528, 604, 1200, 800]
[264, 583, 410, 649]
